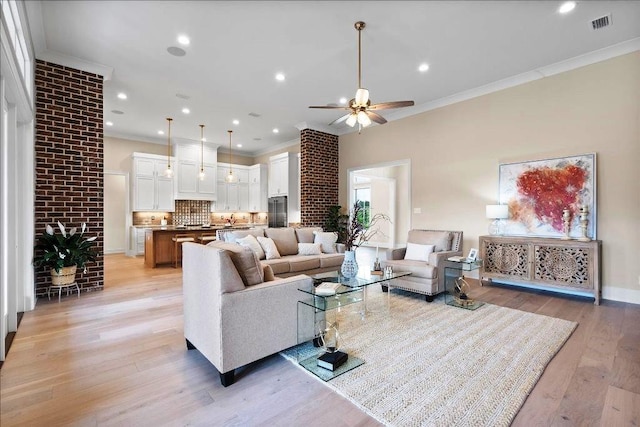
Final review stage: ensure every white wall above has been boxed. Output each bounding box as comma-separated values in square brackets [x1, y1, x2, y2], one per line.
[104, 173, 128, 253]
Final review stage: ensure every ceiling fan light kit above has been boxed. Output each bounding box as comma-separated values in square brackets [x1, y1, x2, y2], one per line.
[309, 20, 414, 132]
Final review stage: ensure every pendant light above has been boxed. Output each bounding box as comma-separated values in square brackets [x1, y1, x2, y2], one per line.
[226, 130, 234, 183]
[164, 118, 173, 177]
[198, 124, 206, 181]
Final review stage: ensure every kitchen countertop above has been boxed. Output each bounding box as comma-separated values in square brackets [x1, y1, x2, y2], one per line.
[135, 225, 256, 231]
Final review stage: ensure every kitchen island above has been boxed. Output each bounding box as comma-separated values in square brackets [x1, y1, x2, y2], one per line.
[144, 226, 250, 268]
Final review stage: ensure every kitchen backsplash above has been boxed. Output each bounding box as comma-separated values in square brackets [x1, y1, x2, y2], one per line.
[133, 212, 173, 226]
[174, 200, 211, 225]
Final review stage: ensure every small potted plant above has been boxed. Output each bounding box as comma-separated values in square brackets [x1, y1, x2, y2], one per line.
[33, 222, 99, 285]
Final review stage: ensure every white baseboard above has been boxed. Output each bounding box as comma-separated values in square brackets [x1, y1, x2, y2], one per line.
[104, 248, 125, 255]
[602, 286, 640, 305]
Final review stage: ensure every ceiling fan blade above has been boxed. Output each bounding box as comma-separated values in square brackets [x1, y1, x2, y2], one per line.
[368, 100, 415, 110]
[309, 105, 350, 110]
[367, 111, 387, 125]
[328, 113, 351, 126]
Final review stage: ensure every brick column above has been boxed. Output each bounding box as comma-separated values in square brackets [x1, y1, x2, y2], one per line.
[300, 128, 339, 227]
[34, 60, 104, 295]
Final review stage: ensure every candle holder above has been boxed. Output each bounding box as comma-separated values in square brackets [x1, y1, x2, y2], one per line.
[371, 258, 382, 275]
[577, 205, 591, 242]
[561, 208, 571, 240]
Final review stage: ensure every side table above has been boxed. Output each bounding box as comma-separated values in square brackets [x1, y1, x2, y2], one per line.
[444, 259, 484, 310]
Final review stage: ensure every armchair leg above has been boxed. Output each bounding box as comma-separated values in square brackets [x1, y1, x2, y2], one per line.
[219, 370, 235, 387]
[425, 295, 435, 303]
[381, 284, 389, 292]
[186, 339, 196, 350]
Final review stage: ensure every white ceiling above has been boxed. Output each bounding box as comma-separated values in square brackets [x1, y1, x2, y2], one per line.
[26, 1, 640, 155]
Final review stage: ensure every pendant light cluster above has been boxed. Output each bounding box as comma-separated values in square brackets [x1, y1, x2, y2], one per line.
[163, 119, 237, 182]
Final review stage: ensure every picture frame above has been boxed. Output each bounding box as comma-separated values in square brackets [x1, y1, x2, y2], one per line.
[499, 153, 596, 238]
[467, 248, 478, 261]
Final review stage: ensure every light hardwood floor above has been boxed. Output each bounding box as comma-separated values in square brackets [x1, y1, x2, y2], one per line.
[1, 254, 638, 426]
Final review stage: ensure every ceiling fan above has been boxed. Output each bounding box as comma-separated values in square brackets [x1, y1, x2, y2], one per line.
[309, 21, 414, 130]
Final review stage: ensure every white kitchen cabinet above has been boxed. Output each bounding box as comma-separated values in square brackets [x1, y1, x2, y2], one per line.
[248, 164, 268, 212]
[132, 153, 175, 212]
[131, 227, 147, 255]
[268, 152, 299, 221]
[214, 163, 250, 212]
[173, 139, 219, 201]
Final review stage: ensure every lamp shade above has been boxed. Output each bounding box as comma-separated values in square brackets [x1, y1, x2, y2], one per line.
[486, 204, 509, 219]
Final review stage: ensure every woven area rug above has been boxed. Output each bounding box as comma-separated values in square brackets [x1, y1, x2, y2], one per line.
[282, 289, 577, 427]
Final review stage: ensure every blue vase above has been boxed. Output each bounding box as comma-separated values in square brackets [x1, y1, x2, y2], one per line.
[341, 250, 359, 278]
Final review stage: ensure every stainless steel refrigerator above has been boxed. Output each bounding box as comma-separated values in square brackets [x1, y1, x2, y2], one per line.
[268, 196, 288, 228]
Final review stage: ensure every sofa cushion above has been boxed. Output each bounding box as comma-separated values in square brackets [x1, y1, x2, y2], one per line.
[287, 255, 321, 273]
[225, 228, 265, 243]
[298, 242, 322, 256]
[314, 231, 338, 253]
[318, 253, 345, 268]
[206, 241, 264, 286]
[236, 234, 265, 260]
[265, 228, 299, 256]
[383, 259, 437, 279]
[295, 227, 322, 244]
[257, 236, 281, 260]
[261, 258, 290, 275]
[407, 230, 453, 252]
[404, 243, 435, 262]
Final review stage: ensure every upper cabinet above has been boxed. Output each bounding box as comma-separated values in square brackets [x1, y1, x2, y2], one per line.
[173, 139, 220, 201]
[268, 152, 299, 207]
[248, 164, 268, 212]
[131, 152, 175, 212]
[214, 163, 267, 212]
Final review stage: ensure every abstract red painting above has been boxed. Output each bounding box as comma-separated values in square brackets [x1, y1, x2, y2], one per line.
[499, 154, 596, 238]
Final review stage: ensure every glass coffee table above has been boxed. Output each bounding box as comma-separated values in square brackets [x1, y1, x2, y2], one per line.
[296, 270, 411, 381]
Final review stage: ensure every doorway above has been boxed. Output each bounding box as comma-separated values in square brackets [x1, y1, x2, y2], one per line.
[348, 160, 411, 248]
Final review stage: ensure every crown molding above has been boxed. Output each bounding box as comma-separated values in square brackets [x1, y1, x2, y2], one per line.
[37, 49, 114, 80]
[385, 38, 640, 123]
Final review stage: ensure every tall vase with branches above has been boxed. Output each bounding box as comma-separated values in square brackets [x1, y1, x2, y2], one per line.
[341, 201, 390, 278]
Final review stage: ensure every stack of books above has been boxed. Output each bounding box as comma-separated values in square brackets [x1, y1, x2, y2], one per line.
[317, 350, 348, 371]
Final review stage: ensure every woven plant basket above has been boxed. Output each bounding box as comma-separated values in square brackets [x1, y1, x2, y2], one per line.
[51, 265, 77, 286]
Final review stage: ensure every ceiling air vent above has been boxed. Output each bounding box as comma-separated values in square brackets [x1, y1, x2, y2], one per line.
[248, 112, 261, 118]
[590, 14, 612, 30]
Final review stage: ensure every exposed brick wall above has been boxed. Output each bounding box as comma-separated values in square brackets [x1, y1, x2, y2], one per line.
[34, 60, 104, 295]
[300, 128, 339, 227]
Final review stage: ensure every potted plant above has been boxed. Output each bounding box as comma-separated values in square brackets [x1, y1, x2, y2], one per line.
[33, 222, 99, 286]
[324, 205, 349, 244]
[341, 201, 390, 278]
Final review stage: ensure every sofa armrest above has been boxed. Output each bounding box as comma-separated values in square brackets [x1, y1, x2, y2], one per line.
[429, 250, 463, 294]
[387, 247, 407, 260]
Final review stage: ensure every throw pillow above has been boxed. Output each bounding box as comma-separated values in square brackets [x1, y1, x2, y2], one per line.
[264, 227, 298, 256]
[295, 227, 322, 244]
[236, 234, 265, 260]
[313, 231, 338, 254]
[257, 236, 281, 260]
[404, 242, 435, 262]
[206, 241, 264, 286]
[263, 264, 276, 282]
[298, 242, 322, 256]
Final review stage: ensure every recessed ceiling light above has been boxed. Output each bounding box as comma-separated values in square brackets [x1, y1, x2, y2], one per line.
[236, 144, 242, 148]
[177, 34, 190, 45]
[157, 130, 165, 135]
[418, 63, 430, 72]
[558, 1, 576, 14]
[272, 128, 279, 134]
[232, 119, 240, 125]
[275, 73, 285, 81]
[105, 121, 113, 126]
[167, 46, 186, 57]
[339, 97, 348, 105]
[117, 92, 127, 100]
[182, 108, 190, 114]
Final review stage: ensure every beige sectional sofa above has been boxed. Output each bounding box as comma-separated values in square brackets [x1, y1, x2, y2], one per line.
[182, 241, 319, 387]
[217, 227, 345, 277]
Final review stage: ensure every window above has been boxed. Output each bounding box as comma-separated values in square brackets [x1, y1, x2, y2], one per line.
[354, 187, 371, 226]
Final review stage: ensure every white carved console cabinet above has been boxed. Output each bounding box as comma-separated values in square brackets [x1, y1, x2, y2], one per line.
[479, 235, 602, 305]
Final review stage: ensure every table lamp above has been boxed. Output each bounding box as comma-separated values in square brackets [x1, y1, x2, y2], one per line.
[486, 205, 509, 235]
